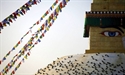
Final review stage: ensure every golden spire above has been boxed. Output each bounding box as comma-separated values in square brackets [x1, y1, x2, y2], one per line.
[91, 0, 125, 11]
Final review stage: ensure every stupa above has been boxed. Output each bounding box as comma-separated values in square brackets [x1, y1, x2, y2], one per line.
[35, 0, 125, 75]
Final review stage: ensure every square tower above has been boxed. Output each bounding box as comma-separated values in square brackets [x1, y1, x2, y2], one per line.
[84, 0, 125, 53]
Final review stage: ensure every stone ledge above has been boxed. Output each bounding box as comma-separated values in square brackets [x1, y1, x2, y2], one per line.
[85, 49, 125, 53]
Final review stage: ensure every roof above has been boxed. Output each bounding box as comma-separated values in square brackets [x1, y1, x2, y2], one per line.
[83, 11, 125, 37]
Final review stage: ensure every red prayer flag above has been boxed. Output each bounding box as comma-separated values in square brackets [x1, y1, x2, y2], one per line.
[60, 2, 63, 8]
[0, 60, 1, 64]
[42, 27, 44, 30]
[12, 70, 15, 74]
[0, 22, 3, 29]
[46, 11, 49, 15]
[15, 58, 17, 62]
[26, 31, 29, 34]
[18, 41, 20, 44]
[22, 9, 25, 14]
[9, 18, 13, 23]
[13, 13, 17, 18]
[0, 72, 2, 75]
[32, 34, 35, 36]
[49, 23, 52, 27]
[56, 0, 58, 3]
[42, 33, 44, 37]
[8, 63, 10, 66]
[33, 0, 37, 4]
[42, 24, 44, 27]
[19, 62, 22, 65]
[27, 52, 30, 56]
[51, 14, 54, 19]
[36, 21, 39, 25]
[25, 3, 29, 7]
[6, 68, 8, 72]
[35, 41, 38, 44]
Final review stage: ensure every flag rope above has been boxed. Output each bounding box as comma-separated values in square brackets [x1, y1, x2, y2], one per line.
[0, 0, 41, 33]
[0, 0, 70, 75]
[0, 0, 60, 65]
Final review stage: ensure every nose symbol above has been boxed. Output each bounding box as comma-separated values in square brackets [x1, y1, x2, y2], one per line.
[122, 37, 125, 48]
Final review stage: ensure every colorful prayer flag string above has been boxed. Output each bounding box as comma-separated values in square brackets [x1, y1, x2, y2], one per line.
[0, 0, 60, 65]
[10, 15, 59, 75]
[0, 0, 42, 33]
[0, 0, 70, 74]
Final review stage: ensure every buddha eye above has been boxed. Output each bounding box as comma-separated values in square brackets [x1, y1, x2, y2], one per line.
[100, 31, 121, 37]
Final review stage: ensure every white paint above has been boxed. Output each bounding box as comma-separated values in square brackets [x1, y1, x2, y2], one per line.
[35, 53, 125, 75]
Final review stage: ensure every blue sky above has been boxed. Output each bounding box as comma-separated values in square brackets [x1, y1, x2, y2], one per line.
[0, 0, 92, 74]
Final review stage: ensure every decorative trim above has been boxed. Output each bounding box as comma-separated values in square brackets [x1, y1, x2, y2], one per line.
[86, 11, 125, 17]
[86, 11, 125, 14]
[85, 50, 125, 53]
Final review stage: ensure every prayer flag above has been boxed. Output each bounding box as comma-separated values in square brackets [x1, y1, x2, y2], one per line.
[46, 11, 49, 15]
[44, 30, 46, 33]
[9, 18, 13, 23]
[38, 39, 41, 42]
[12, 71, 15, 74]
[40, 35, 42, 39]
[2, 57, 6, 61]
[36, 21, 39, 25]
[0, 22, 3, 29]
[50, 7, 52, 10]
[24, 55, 27, 59]
[42, 33, 44, 37]
[27, 52, 30, 56]
[0, 60, 1, 64]
[52, 5, 54, 9]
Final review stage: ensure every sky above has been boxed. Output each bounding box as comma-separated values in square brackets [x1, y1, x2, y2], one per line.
[0, 0, 92, 75]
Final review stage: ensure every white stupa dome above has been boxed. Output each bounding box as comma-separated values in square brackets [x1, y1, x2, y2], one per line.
[35, 53, 125, 75]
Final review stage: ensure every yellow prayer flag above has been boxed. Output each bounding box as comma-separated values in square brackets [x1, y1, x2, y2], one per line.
[66, 0, 68, 2]
[48, 22, 50, 25]
[3, 24, 7, 27]
[35, 35, 38, 39]
[20, 7, 22, 9]
[16, 66, 19, 69]
[11, 62, 14, 66]
[56, 8, 59, 13]
[21, 52, 24, 55]
[28, 41, 32, 44]
[53, 17, 56, 20]
[16, 44, 18, 47]
[52, 5, 54, 9]
[42, 15, 45, 18]
[21, 48, 24, 51]
[14, 45, 17, 48]
[17, 14, 20, 17]
[48, 20, 50, 24]
[24, 55, 27, 59]
[38, 28, 41, 32]
[46, 27, 49, 31]
[28, 45, 32, 49]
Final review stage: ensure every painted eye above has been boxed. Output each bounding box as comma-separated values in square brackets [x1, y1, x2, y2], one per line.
[101, 31, 121, 37]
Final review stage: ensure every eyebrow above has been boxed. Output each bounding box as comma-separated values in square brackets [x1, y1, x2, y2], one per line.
[115, 27, 124, 34]
[100, 26, 124, 34]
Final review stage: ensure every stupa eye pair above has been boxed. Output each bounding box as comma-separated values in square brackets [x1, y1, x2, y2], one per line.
[100, 31, 121, 37]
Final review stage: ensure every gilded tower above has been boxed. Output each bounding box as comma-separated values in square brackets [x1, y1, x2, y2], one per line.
[84, 0, 125, 53]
